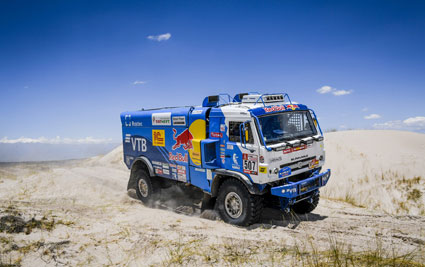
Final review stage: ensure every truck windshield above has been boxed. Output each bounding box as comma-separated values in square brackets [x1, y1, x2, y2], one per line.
[258, 111, 317, 145]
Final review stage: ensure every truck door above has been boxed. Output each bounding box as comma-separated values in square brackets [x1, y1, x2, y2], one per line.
[225, 120, 260, 176]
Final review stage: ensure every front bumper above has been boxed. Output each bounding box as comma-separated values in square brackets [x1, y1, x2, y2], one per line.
[270, 169, 331, 198]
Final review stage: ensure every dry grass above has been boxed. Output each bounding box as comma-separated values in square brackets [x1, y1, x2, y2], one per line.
[407, 189, 422, 202]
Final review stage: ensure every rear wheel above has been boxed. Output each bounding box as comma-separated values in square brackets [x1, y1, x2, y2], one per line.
[292, 193, 319, 214]
[135, 169, 157, 204]
[216, 179, 263, 226]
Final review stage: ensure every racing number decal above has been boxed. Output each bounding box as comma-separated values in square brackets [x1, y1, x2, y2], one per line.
[243, 154, 258, 175]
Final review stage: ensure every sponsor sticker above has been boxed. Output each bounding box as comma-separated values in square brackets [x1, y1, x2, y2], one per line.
[172, 116, 186, 126]
[270, 156, 282, 163]
[124, 134, 131, 143]
[155, 168, 163, 175]
[286, 104, 299, 111]
[192, 110, 203, 115]
[124, 115, 131, 127]
[211, 132, 223, 138]
[172, 129, 193, 150]
[309, 159, 319, 169]
[242, 154, 258, 175]
[152, 112, 171, 126]
[152, 130, 165, 146]
[264, 105, 286, 113]
[130, 137, 147, 152]
[163, 169, 170, 175]
[124, 115, 143, 127]
[279, 167, 291, 178]
[169, 152, 188, 163]
[259, 166, 267, 174]
[283, 144, 307, 154]
[177, 174, 186, 182]
[195, 168, 205, 172]
[227, 144, 233, 150]
[220, 124, 225, 132]
[232, 154, 239, 165]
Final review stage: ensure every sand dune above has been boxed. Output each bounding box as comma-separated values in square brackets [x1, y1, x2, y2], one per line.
[322, 130, 425, 215]
[0, 130, 424, 266]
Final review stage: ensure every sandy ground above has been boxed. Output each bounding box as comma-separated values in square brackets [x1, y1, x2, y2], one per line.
[0, 130, 424, 266]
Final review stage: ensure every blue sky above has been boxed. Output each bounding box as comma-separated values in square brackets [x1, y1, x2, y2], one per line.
[1, 0, 425, 144]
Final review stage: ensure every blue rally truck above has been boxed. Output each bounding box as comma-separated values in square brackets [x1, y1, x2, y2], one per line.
[121, 93, 330, 226]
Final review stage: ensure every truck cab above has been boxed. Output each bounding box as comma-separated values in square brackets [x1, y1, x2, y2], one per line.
[121, 93, 330, 226]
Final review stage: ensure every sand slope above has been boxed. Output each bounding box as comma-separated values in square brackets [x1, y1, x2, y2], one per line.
[0, 130, 424, 266]
[322, 130, 425, 215]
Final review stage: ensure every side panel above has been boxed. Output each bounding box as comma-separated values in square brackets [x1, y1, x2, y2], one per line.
[121, 108, 193, 183]
[122, 126, 189, 182]
[188, 166, 210, 192]
[187, 107, 208, 167]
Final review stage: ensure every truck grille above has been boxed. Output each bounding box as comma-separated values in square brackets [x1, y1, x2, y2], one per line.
[280, 156, 316, 172]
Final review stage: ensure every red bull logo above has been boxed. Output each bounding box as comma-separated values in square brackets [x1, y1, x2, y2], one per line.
[172, 128, 193, 150]
[285, 104, 299, 111]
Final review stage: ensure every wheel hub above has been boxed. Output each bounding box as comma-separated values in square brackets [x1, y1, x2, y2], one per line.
[224, 192, 243, 219]
[138, 179, 149, 198]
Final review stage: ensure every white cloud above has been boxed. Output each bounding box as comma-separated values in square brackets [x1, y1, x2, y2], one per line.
[403, 116, 425, 127]
[373, 120, 403, 129]
[316, 85, 353, 96]
[373, 116, 425, 131]
[364, 114, 381, 120]
[333, 89, 352, 96]
[147, 33, 171, 42]
[0, 136, 114, 144]
[133, 80, 146, 85]
[316, 86, 332, 94]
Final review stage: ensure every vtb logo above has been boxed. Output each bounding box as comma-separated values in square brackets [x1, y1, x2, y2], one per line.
[172, 128, 193, 150]
[129, 137, 146, 152]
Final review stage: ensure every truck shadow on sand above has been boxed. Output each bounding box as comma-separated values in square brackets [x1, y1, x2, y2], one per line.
[128, 185, 327, 230]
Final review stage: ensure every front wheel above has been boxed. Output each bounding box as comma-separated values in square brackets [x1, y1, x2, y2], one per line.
[135, 169, 157, 204]
[291, 193, 319, 214]
[216, 179, 263, 226]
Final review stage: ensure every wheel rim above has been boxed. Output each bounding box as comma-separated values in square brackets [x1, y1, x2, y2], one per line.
[224, 192, 243, 219]
[138, 178, 149, 198]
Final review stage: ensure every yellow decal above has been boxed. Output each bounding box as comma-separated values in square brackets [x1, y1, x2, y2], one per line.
[259, 166, 267, 174]
[188, 119, 206, 166]
[152, 130, 165, 146]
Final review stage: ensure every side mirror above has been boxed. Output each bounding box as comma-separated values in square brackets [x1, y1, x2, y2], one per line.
[244, 122, 249, 142]
[239, 120, 253, 152]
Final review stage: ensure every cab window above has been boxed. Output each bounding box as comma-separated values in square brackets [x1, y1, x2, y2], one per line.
[228, 121, 254, 144]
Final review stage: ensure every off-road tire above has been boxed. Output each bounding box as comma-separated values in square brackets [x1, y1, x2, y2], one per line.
[135, 169, 158, 204]
[291, 193, 319, 214]
[216, 179, 263, 226]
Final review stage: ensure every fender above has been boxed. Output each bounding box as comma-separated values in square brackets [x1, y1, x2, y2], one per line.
[210, 169, 267, 197]
[130, 156, 154, 177]
[127, 156, 154, 191]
